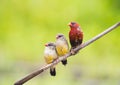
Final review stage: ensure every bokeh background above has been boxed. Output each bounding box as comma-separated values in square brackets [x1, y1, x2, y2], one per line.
[0, 0, 120, 85]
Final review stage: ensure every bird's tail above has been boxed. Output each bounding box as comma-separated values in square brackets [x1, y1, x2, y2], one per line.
[61, 59, 67, 66]
[50, 66, 56, 76]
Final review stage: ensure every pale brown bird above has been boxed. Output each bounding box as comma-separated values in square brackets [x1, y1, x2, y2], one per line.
[56, 34, 69, 65]
[44, 42, 58, 76]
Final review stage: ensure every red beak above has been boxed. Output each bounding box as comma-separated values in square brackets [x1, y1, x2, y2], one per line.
[68, 23, 71, 26]
[45, 44, 48, 46]
[68, 22, 72, 27]
[56, 35, 59, 39]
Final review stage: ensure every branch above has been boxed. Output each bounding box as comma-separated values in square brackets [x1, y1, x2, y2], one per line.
[14, 22, 120, 85]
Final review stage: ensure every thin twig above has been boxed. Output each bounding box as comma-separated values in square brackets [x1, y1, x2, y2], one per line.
[75, 22, 120, 51]
[14, 22, 120, 85]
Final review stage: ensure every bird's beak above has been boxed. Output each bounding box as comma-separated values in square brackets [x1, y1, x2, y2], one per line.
[56, 35, 59, 39]
[45, 44, 48, 47]
[68, 23, 71, 27]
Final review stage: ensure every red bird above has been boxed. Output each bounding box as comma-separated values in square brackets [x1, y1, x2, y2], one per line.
[68, 22, 83, 51]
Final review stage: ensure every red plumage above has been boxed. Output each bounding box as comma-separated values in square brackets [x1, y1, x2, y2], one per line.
[68, 22, 83, 49]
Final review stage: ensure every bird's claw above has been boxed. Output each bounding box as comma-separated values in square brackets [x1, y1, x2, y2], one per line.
[70, 49, 76, 55]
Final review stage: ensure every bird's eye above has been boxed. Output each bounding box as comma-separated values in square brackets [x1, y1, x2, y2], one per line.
[59, 35, 61, 37]
[58, 35, 63, 38]
[48, 43, 53, 46]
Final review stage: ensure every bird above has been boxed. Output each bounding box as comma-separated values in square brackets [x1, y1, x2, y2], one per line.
[68, 22, 83, 54]
[55, 34, 69, 65]
[44, 42, 58, 76]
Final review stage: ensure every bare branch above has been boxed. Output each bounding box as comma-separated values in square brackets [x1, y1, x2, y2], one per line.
[14, 22, 120, 85]
[75, 22, 120, 51]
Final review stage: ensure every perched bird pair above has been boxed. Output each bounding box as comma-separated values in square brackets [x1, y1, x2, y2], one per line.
[44, 34, 69, 76]
[44, 22, 83, 76]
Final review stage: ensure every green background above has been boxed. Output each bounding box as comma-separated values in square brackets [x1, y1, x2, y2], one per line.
[0, 0, 120, 85]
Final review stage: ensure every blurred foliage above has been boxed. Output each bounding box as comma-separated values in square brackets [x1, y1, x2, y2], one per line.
[0, 0, 120, 85]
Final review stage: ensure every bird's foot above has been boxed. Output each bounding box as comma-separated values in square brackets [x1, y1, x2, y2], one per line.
[70, 49, 76, 55]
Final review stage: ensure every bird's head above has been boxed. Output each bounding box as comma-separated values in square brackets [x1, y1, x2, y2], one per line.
[45, 42, 56, 49]
[68, 22, 80, 28]
[56, 34, 64, 39]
